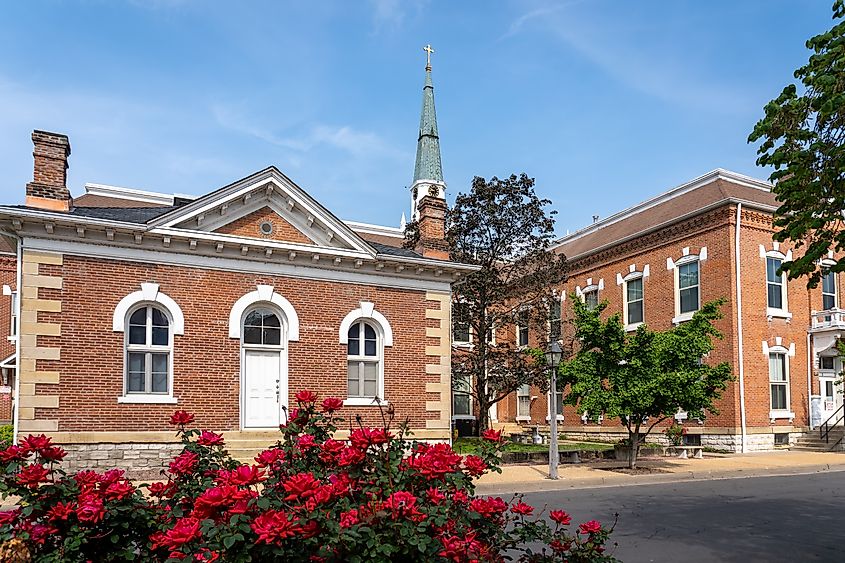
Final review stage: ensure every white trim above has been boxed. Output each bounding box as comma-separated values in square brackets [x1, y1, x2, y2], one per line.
[0, 353, 16, 369]
[515, 416, 531, 422]
[117, 395, 178, 404]
[228, 285, 300, 341]
[122, 303, 175, 401]
[338, 302, 394, 347]
[735, 203, 748, 452]
[763, 250, 791, 317]
[343, 398, 390, 407]
[23, 238, 454, 294]
[343, 220, 404, 238]
[83, 182, 195, 206]
[112, 283, 185, 335]
[671, 252, 702, 321]
[769, 410, 795, 421]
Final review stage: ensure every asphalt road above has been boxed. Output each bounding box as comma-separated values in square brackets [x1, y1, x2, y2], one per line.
[518, 471, 845, 563]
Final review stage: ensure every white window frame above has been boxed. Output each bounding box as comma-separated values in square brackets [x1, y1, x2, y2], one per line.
[112, 283, 183, 404]
[548, 296, 562, 343]
[668, 248, 706, 324]
[623, 273, 644, 331]
[546, 389, 564, 422]
[121, 304, 176, 404]
[516, 384, 531, 421]
[765, 252, 791, 319]
[452, 300, 472, 347]
[762, 340, 795, 421]
[452, 374, 474, 420]
[575, 278, 604, 312]
[821, 262, 838, 311]
[338, 301, 393, 406]
[516, 309, 530, 348]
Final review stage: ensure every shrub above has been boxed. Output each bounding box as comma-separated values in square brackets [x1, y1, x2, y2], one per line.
[0, 425, 12, 449]
[0, 392, 618, 562]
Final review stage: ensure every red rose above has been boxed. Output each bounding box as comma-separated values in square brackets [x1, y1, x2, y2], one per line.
[295, 390, 317, 403]
[104, 480, 135, 501]
[383, 491, 424, 521]
[251, 510, 298, 545]
[481, 428, 503, 442]
[426, 487, 446, 504]
[463, 455, 487, 477]
[283, 472, 321, 501]
[452, 490, 469, 504]
[169, 410, 195, 426]
[469, 496, 507, 518]
[39, 446, 67, 462]
[349, 427, 391, 450]
[336, 447, 366, 467]
[297, 434, 317, 450]
[16, 463, 49, 489]
[168, 451, 199, 475]
[20, 434, 52, 455]
[228, 465, 265, 486]
[511, 501, 534, 516]
[46, 501, 76, 522]
[578, 520, 602, 535]
[339, 508, 359, 528]
[100, 468, 126, 485]
[0, 508, 20, 525]
[0, 445, 28, 463]
[74, 470, 102, 490]
[147, 481, 175, 498]
[255, 448, 285, 467]
[321, 397, 343, 412]
[153, 517, 202, 550]
[550, 510, 572, 525]
[197, 431, 225, 447]
[76, 494, 105, 524]
[192, 485, 238, 518]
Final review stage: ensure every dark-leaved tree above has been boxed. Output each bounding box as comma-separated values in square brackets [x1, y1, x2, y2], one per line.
[562, 298, 733, 469]
[421, 174, 567, 433]
[748, 0, 845, 287]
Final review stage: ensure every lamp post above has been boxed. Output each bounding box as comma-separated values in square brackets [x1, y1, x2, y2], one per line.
[545, 341, 562, 480]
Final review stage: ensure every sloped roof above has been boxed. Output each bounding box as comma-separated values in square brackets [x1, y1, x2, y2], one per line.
[553, 170, 777, 260]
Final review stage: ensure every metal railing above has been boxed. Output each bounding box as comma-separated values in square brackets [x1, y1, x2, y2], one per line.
[819, 403, 845, 449]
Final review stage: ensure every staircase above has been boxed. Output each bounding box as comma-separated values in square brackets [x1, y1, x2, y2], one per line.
[222, 431, 283, 465]
[791, 427, 845, 452]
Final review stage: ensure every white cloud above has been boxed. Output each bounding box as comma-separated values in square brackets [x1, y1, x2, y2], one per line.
[368, 0, 428, 33]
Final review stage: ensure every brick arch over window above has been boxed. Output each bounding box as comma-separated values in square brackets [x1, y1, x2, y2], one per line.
[338, 301, 393, 347]
[112, 283, 184, 335]
[228, 285, 300, 341]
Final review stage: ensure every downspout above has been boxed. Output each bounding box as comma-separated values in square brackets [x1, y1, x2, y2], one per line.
[734, 204, 748, 453]
[11, 234, 21, 445]
[807, 331, 813, 430]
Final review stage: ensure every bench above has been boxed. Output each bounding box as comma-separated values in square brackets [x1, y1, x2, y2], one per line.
[662, 445, 703, 459]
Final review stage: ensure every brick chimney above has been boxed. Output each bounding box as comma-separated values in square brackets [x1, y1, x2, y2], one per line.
[25, 130, 72, 211]
[414, 195, 450, 260]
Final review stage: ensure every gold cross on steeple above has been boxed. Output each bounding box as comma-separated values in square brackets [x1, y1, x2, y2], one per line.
[423, 44, 434, 70]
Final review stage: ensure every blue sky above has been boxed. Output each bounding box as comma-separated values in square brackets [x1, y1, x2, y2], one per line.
[0, 1, 835, 233]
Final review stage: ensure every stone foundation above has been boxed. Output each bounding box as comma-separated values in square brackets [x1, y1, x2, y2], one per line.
[61, 443, 182, 480]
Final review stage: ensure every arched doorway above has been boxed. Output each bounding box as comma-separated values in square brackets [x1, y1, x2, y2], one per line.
[241, 306, 286, 428]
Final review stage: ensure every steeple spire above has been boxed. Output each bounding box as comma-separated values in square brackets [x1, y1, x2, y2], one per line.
[410, 44, 445, 221]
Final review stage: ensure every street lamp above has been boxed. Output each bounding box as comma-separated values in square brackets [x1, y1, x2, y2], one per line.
[545, 341, 562, 480]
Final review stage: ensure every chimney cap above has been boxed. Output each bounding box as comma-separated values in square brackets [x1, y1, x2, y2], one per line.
[32, 130, 71, 154]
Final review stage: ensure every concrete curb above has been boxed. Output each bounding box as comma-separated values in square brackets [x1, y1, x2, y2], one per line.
[475, 463, 845, 495]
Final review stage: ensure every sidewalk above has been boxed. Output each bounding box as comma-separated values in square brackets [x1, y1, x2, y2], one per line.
[475, 450, 845, 494]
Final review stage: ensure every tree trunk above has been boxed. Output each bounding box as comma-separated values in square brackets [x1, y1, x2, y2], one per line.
[476, 398, 490, 436]
[628, 424, 641, 470]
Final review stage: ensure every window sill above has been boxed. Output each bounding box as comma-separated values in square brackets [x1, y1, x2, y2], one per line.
[343, 398, 389, 407]
[625, 322, 643, 332]
[545, 416, 564, 422]
[766, 308, 793, 321]
[452, 414, 476, 420]
[769, 410, 795, 422]
[515, 416, 531, 422]
[453, 342, 473, 349]
[118, 395, 178, 404]
[672, 312, 696, 325]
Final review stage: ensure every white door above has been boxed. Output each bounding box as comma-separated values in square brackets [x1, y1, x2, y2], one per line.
[820, 377, 844, 424]
[243, 350, 281, 428]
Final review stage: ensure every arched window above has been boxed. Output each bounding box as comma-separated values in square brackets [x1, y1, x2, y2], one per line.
[243, 308, 282, 346]
[125, 305, 172, 396]
[347, 321, 380, 399]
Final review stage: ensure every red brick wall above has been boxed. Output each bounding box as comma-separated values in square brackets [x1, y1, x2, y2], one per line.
[216, 206, 314, 245]
[37, 255, 436, 432]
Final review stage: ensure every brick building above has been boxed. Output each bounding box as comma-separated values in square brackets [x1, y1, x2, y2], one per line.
[485, 169, 842, 452]
[0, 60, 473, 475]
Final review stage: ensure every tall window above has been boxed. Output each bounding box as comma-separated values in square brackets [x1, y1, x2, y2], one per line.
[766, 256, 786, 310]
[678, 260, 699, 315]
[9, 290, 17, 338]
[549, 390, 563, 418]
[126, 305, 171, 395]
[452, 302, 471, 345]
[625, 277, 644, 325]
[243, 308, 282, 345]
[517, 310, 529, 347]
[517, 384, 531, 418]
[548, 299, 561, 342]
[453, 375, 472, 417]
[823, 270, 837, 310]
[583, 290, 599, 311]
[347, 321, 380, 399]
[769, 352, 789, 411]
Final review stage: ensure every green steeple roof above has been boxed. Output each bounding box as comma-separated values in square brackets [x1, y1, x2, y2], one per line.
[413, 65, 444, 184]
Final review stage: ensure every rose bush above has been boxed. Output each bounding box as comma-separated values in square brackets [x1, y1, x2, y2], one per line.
[0, 391, 617, 562]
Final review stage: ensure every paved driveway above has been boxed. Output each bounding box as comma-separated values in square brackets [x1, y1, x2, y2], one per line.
[519, 471, 845, 563]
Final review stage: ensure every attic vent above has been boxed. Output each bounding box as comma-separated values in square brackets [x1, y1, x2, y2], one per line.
[259, 221, 273, 236]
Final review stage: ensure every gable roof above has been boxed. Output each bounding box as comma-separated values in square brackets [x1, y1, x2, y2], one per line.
[553, 169, 778, 260]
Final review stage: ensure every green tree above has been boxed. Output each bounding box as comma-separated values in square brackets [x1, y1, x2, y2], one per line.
[562, 298, 733, 469]
[410, 174, 567, 433]
[748, 1, 845, 287]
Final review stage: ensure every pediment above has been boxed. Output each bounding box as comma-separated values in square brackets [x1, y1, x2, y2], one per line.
[148, 167, 375, 254]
